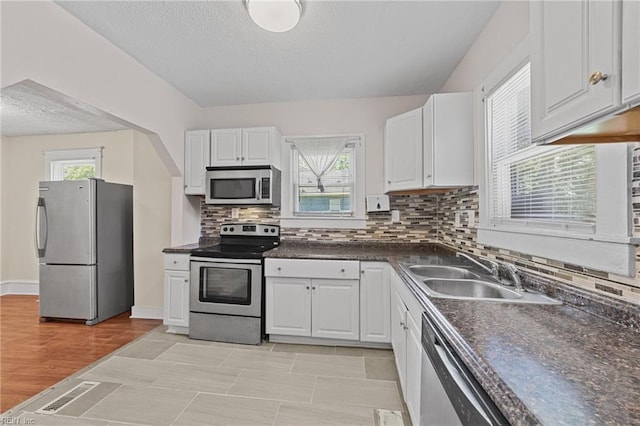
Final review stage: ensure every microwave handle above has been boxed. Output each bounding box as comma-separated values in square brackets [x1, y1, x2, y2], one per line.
[256, 179, 261, 200]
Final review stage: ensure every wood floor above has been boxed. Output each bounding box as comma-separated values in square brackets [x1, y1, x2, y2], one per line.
[0, 295, 161, 412]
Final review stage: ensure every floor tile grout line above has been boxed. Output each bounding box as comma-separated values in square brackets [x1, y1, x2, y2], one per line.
[169, 391, 201, 426]
[271, 401, 283, 426]
[309, 375, 319, 404]
[224, 368, 245, 395]
[288, 353, 298, 374]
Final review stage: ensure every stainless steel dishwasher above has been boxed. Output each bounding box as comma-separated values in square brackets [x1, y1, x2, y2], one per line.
[421, 312, 508, 425]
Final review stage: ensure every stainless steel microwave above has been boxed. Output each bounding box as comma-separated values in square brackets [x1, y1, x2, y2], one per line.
[205, 165, 281, 206]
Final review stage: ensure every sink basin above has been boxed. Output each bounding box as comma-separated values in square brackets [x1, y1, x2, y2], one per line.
[408, 265, 479, 280]
[422, 279, 521, 300]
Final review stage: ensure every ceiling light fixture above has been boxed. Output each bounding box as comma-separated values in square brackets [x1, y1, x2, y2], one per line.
[246, 0, 301, 33]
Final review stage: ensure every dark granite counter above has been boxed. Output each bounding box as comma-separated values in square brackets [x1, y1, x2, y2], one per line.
[266, 241, 640, 425]
[163, 238, 219, 254]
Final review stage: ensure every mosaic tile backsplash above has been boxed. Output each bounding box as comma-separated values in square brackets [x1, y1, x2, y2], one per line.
[200, 186, 640, 304]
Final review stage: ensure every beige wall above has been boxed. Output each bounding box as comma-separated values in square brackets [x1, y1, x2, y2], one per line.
[440, 1, 530, 93]
[133, 131, 172, 308]
[200, 95, 429, 195]
[0, 130, 171, 309]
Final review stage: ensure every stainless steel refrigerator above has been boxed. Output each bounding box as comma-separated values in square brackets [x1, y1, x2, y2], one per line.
[36, 179, 134, 325]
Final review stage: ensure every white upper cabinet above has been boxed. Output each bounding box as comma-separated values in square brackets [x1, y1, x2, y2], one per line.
[184, 130, 211, 195]
[622, 0, 640, 105]
[531, 0, 622, 143]
[423, 93, 473, 187]
[384, 93, 473, 192]
[184, 126, 281, 195]
[384, 108, 423, 192]
[211, 127, 281, 168]
[210, 129, 243, 166]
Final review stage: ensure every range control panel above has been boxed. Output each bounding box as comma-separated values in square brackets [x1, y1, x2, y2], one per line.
[220, 223, 280, 237]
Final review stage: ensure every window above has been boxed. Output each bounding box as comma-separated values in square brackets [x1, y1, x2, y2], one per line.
[44, 147, 103, 181]
[478, 38, 634, 276]
[487, 63, 597, 231]
[281, 135, 366, 228]
[294, 145, 354, 216]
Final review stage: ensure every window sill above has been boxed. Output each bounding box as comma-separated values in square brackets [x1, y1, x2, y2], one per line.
[280, 217, 367, 229]
[477, 226, 636, 277]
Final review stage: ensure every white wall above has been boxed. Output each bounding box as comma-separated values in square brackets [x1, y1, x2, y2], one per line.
[1, 1, 204, 246]
[440, 1, 529, 93]
[0, 130, 171, 310]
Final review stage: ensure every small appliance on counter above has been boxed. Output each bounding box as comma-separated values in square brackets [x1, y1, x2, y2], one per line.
[36, 179, 134, 325]
[189, 222, 280, 344]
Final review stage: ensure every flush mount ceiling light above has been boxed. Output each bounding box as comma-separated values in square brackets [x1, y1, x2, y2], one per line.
[246, 0, 302, 33]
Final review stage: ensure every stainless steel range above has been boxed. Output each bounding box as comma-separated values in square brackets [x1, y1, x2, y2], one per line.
[189, 223, 280, 344]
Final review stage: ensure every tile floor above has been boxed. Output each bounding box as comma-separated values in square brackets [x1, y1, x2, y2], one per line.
[8, 326, 410, 426]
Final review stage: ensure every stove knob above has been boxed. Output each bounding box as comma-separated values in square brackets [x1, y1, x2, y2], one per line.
[271, 228, 276, 233]
[264, 228, 269, 233]
[230, 227, 235, 232]
[223, 227, 228, 232]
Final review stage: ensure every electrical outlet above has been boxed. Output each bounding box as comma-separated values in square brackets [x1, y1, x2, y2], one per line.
[391, 210, 400, 223]
[231, 208, 239, 219]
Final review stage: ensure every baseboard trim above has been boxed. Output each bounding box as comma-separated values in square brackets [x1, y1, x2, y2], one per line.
[130, 305, 163, 320]
[0, 281, 39, 296]
[268, 334, 392, 349]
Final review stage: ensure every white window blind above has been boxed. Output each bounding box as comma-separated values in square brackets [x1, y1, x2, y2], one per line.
[487, 63, 597, 225]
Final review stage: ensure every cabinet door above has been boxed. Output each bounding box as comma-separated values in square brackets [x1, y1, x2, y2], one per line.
[211, 129, 242, 166]
[164, 270, 189, 327]
[405, 314, 422, 426]
[427, 93, 474, 187]
[391, 289, 407, 395]
[184, 130, 210, 195]
[531, 0, 621, 142]
[360, 263, 391, 343]
[242, 127, 274, 166]
[622, 0, 640, 105]
[265, 277, 311, 336]
[311, 279, 360, 340]
[384, 108, 423, 192]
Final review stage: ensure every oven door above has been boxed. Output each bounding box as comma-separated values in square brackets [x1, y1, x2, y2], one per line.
[190, 258, 262, 317]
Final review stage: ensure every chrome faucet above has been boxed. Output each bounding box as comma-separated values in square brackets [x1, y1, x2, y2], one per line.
[503, 263, 525, 293]
[456, 252, 499, 278]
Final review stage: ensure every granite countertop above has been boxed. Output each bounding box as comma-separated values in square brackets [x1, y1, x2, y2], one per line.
[266, 241, 640, 425]
[163, 239, 219, 254]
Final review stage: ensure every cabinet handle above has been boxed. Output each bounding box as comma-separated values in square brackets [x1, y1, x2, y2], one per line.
[306, 286, 310, 290]
[236, 157, 240, 161]
[400, 321, 405, 327]
[241, 157, 245, 161]
[312, 286, 316, 290]
[589, 71, 608, 85]
[340, 268, 345, 273]
[387, 180, 391, 184]
[426, 174, 432, 179]
[184, 279, 188, 283]
[361, 270, 365, 274]
[277, 267, 281, 271]
[403, 325, 409, 330]
[173, 260, 178, 264]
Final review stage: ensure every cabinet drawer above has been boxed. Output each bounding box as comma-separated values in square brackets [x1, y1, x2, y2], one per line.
[265, 259, 359, 279]
[164, 253, 190, 271]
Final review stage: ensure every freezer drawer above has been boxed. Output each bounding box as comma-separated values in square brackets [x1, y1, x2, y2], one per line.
[39, 264, 96, 321]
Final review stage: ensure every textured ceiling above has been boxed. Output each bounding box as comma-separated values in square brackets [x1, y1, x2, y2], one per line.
[1, 80, 131, 137]
[57, 1, 499, 107]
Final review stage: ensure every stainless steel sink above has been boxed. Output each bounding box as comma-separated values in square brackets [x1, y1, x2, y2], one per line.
[407, 265, 479, 280]
[400, 263, 561, 305]
[422, 279, 521, 300]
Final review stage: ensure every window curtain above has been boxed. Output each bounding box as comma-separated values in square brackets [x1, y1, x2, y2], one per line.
[291, 137, 348, 192]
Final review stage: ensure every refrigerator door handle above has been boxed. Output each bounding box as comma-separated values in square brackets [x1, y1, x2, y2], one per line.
[35, 197, 47, 258]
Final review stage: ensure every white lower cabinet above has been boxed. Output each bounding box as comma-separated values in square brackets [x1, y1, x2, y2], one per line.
[360, 262, 392, 343]
[391, 272, 422, 426]
[163, 253, 190, 333]
[265, 277, 312, 336]
[265, 259, 360, 341]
